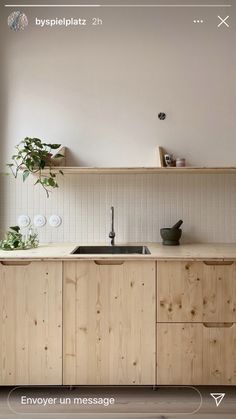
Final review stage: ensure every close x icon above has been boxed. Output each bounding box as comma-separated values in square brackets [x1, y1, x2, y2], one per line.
[218, 15, 230, 27]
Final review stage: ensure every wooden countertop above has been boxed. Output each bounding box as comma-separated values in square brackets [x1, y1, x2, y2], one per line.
[1, 243, 236, 261]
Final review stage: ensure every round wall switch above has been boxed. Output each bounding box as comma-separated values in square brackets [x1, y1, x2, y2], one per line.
[33, 214, 46, 228]
[49, 215, 62, 228]
[17, 215, 31, 228]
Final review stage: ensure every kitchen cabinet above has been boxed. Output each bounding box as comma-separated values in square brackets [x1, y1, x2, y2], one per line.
[157, 261, 236, 322]
[157, 323, 236, 385]
[202, 322, 236, 384]
[0, 254, 235, 386]
[157, 323, 202, 385]
[156, 260, 236, 385]
[63, 260, 156, 385]
[0, 261, 62, 385]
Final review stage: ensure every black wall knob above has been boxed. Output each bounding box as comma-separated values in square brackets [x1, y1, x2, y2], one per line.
[158, 112, 166, 120]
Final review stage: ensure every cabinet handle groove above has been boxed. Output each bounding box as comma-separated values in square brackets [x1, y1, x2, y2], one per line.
[203, 322, 234, 328]
[203, 261, 234, 266]
[94, 260, 124, 266]
[0, 261, 31, 266]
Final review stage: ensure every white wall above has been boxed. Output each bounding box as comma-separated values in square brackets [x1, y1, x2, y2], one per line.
[0, 0, 236, 243]
[1, 0, 235, 167]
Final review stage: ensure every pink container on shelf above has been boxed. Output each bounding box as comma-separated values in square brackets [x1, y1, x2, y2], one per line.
[176, 158, 186, 167]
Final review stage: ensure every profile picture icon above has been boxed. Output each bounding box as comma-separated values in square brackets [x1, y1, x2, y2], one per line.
[8, 11, 28, 31]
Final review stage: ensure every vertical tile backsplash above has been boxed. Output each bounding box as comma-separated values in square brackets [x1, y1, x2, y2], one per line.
[1, 173, 236, 243]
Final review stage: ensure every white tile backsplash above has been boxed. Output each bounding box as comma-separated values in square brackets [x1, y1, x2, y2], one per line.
[1, 173, 236, 243]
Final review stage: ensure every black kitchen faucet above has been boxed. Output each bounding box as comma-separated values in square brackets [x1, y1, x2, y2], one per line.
[109, 206, 115, 246]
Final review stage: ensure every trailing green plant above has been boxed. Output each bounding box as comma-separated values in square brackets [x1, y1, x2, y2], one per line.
[7, 137, 64, 197]
[0, 226, 39, 251]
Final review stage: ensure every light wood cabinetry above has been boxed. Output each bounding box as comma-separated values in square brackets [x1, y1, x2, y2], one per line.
[0, 261, 62, 385]
[157, 323, 203, 385]
[63, 260, 156, 385]
[157, 323, 236, 385]
[157, 260, 236, 385]
[203, 322, 236, 385]
[157, 261, 236, 322]
[0, 256, 235, 386]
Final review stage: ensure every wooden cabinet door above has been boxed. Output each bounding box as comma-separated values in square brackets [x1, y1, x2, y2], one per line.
[0, 261, 62, 385]
[203, 322, 236, 385]
[157, 261, 203, 322]
[63, 260, 155, 385]
[157, 323, 236, 385]
[157, 323, 203, 385]
[202, 261, 236, 322]
[157, 261, 236, 322]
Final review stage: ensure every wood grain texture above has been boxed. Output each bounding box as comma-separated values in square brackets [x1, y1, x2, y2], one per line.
[157, 323, 203, 385]
[36, 166, 236, 174]
[63, 260, 156, 385]
[157, 323, 236, 385]
[203, 323, 236, 385]
[157, 261, 236, 322]
[2, 243, 236, 261]
[202, 262, 236, 322]
[157, 261, 203, 322]
[0, 261, 62, 385]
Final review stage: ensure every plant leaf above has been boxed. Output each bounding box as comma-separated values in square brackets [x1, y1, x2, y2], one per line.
[23, 169, 30, 182]
[48, 178, 56, 187]
[10, 226, 20, 233]
[48, 144, 61, 149]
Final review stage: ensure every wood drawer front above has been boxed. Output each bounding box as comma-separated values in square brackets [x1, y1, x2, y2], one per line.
[157, 323, 202, 385]
[157, 261, 236, 322]
[157, 323, 236, 385]
[0, 261, 62, 385]
[63, 261, 156, 385]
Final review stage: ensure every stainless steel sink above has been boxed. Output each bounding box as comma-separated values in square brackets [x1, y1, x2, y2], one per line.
[71, 245, 151, 255]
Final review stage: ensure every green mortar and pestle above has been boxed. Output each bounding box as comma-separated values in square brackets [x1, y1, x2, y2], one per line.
[160, 220, 183, 246]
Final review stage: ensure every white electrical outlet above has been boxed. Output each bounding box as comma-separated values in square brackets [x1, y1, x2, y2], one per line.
[17, 215, 31, 228]
[49, 215, 62, 228]
[33, 214, 46, 228]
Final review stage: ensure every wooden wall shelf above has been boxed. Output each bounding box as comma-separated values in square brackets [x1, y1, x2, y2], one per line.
[42, 167, 236, 175]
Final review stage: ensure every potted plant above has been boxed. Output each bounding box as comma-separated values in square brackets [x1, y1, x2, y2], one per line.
[7, 137, 64, 197]
[0, 226, 39, 251]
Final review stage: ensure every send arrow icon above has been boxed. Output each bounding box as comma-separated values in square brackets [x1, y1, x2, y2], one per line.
[210, 393, 225, 407]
